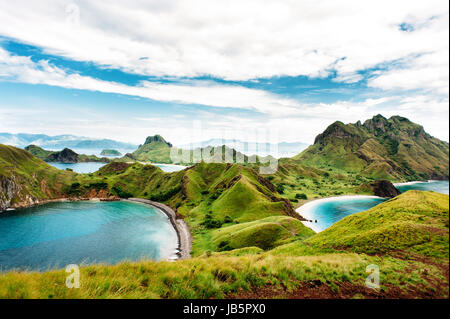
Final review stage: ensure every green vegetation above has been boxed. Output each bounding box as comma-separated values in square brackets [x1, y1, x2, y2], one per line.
[119, 135, 275, 166]
[212, 216, 314, 251]
[0, 191, 448, 299]
[294, 115, 449, 181]
[1, 113, 449, 299]
[25, 145, 110, 163]
[305, 190, 449, 258]
[100, 149, 122, 156]
[24, 145, 55, 159]
[0, 144, 75, 210]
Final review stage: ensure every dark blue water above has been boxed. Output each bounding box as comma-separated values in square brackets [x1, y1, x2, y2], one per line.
[49, 162, 186, 173]
[0, 201, 178, 271]
[299, 181, 449, 232]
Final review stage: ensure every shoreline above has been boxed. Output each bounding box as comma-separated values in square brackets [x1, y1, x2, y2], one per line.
[296, 194, 384, 233]
[1, 196, 119, 212]
[127, 198, 192, 260]
[2, 196, 192, 261]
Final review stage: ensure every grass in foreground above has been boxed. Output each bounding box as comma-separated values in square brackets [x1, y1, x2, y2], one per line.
[1, 191, 448, 299]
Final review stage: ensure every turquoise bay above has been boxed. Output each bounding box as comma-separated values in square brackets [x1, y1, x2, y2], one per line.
[0, 201, 178, 271]
[299, 180, 449, 233]
[48, 162, 187, 173]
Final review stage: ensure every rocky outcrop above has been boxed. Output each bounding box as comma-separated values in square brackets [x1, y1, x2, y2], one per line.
[369, 180, 401, 198]
[314, 121, 364, 145]
[0, 175, 22, 211]
[47, 148, 79, 163]
[144, 135, 173, 147]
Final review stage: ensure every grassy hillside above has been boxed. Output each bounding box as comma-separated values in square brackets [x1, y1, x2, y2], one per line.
[100, 149, 122, 156]
[1, 191, 447, 299]
[25, 145, 110, 163]
[0, 144, 75, 210]
[1, 146, 300, 256]
[294, 115, 449, 181]
[120, 135, 275, 166]
[305, 190, 449, 258]
[80, 161, 300, 255]
[211, 216, 315, 251]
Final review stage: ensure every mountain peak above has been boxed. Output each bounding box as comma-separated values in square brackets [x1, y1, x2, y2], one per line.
[297, 115, 449, 180]
[314, 120, 359, 144]
[144, 135, 172, 147]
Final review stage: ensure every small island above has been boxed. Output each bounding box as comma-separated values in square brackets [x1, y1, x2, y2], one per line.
[100, 149, 122, 156]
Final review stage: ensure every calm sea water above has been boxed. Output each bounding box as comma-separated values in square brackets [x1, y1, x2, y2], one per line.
[0, 201, 178, 271]
[49, 162, 107, 173]
[299, 180, 449, 233]
[49, 162, 187, 173]
[396, 180, 449, 195]
[300, 197, 387, 232]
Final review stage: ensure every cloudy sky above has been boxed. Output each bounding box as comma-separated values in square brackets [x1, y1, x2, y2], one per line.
[0, 0, 448, 145]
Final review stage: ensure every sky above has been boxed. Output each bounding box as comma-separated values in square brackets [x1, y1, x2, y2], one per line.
[0, 0, 448, 145]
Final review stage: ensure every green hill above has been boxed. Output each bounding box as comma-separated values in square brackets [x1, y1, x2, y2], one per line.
[294, 115, 449, 181]
[304, 190, 449, 258]
[25, 145, 111, 163]
[0, 144, 74, 210]
[1, 145, 299, 256]
[100, 149, 122, 156]
[212, 216, 314, 251]
[129, 135, 173, 163]
[1, 191, 448, 298]
[121, 135, 275, 165]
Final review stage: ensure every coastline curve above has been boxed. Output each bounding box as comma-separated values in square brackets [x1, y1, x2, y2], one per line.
[127, 198, 192, 260]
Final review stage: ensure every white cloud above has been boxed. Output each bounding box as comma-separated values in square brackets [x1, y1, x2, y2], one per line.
[368, 50, 449, 95]
[0, 0, 448, 86]
[0, 47, 302, 115]
[0, 1, 448, 143]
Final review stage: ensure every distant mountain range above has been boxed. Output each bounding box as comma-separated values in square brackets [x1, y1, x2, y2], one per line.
[0, 133, 138, 155]
[120, 135, 275, 165]
[178, 139, 309, 158]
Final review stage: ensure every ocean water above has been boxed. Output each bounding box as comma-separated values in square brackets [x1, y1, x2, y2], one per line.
[153, 163, 187, 173]
[395, 180, 449, 195]
[299, 180, 449, 233]
[300, 197, 387, 233]
[49, 162, 107, 173]
[0, 201, 178, 271]
[48, 162, 187, 174]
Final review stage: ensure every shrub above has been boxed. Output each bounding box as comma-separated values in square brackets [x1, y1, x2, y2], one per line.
[201, 212, 223, 229]
[223, 215, 233, 224]
[276, 184, 285, 194]
[111, 186, 133, 199]
[217, 241, 233, 252]
[149, 185, 181, 202]
[67, 182, 81, 195]
[295, 193, 308, 200]
[210, 190, 223, 200]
